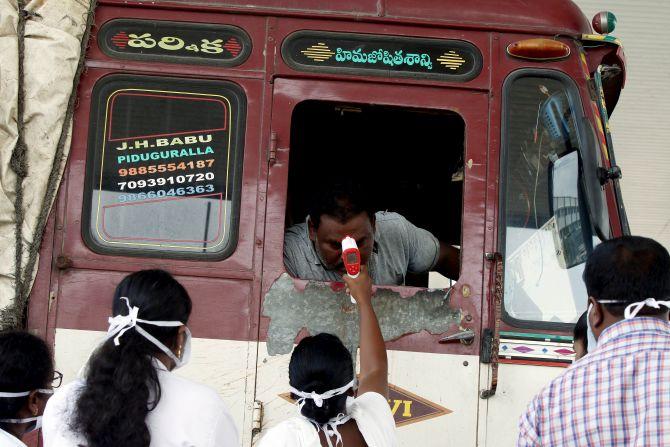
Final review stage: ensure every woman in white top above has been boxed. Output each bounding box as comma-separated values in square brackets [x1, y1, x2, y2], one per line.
[0, 330, 58, 447]
[42, 269, 238, 447]
[259, 266, 397, 447]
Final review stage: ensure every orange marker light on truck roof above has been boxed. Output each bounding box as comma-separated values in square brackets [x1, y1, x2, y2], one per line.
[506, 38, 571, 61]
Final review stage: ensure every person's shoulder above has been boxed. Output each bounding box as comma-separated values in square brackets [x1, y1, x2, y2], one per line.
[374, 212, 412, 235]
[45, 379, 84, 415]
[55, 378, 85, 396]
[159, 370, 226, 409]
[284, 221, 309, 241]
[43, 379, 86, 442]
[352, 392, 398, 446]
[352, 392, 394, 420]
[374, 211, 407, 224]
[257, 417, 315, 447]
[355, 391, 390, 408]
[284, 221, 311, 254]
[0, 428, 27, 447]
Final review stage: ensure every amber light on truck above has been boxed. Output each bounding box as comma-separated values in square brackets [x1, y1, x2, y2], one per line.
[506, 38, 571, 61]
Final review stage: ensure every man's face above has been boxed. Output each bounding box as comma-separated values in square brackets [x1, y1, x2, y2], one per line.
[309, 212, 375, 273]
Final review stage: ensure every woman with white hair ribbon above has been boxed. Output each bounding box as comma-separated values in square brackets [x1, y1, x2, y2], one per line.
[258, 266, 397, 447]
[42, 270, 238, 447]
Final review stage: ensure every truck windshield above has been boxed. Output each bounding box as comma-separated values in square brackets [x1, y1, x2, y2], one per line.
[502, 73, 599, 325]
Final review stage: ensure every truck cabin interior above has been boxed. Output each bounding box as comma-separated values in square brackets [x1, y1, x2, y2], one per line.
[285, 101, 464, 287]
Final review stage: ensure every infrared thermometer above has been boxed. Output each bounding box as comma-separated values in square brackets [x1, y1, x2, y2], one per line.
[342, 236, 361, 303]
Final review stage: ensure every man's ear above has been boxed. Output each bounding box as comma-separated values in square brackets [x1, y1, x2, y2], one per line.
[588, 296, 605, 327]
[308, 216, 317, 242]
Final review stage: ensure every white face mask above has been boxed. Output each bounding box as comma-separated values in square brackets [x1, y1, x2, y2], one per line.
[0, 415, 42, 433]
[171, 327, 191, 370]
[0, 388, 54, 433]
[106, 297, 191, 370]
[596, 297, 670, 320]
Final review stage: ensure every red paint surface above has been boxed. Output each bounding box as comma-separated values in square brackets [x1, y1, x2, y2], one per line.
[499, 358, 571, 368]
[54, 269, 252, 340]
[100, 0, 592, 36]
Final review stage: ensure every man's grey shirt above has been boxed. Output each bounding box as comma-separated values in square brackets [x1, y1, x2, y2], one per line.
[283, 211, 440, 285]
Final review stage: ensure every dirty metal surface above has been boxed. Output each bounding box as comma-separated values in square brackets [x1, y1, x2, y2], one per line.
[263, 274, 461, 355]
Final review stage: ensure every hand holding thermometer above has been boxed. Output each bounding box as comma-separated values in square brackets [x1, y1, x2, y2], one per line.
[341, 236, 361, 303]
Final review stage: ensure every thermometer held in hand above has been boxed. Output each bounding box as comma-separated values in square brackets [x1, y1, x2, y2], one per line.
[342, 236, 361, 303]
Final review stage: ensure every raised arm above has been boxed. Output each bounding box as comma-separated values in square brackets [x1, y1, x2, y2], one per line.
[343, 266, 388, 398]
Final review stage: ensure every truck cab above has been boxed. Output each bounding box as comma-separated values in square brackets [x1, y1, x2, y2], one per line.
[27, 1, 627, 445]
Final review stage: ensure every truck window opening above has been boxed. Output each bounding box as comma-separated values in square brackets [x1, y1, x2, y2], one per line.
[286, 100, 464, 288]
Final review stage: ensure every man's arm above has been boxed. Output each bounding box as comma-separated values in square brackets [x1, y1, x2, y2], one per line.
[397, 213, 460, 281]
[436, 242, 460, 281]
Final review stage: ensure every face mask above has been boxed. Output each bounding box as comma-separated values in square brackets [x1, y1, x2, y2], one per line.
[107, 297, 191, 370]
[0, 415, 42, 433]
[596, 297, 670, 320]
[0, 388, 54, 433]
[586, 303, 598, 351]
[586, 298, 670, 351]
[171, 327, 191, 370]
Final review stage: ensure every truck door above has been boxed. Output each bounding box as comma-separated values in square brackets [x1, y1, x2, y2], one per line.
[39, 9, 268, 445]
[256, 78, 489, 447]
[482, 54, 616, 446]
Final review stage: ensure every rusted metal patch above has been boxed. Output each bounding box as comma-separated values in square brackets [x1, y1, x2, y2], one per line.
[263, 274, 461, 355]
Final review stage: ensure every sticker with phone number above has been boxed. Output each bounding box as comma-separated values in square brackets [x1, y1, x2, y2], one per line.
[118, 184, 215, 202]
[118, 172, 215, 191]
[119, 159, 215, 177]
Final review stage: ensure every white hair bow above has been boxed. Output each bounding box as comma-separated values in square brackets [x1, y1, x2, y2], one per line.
[105, 297, 184, 359]
[288, 380, 356, 447]
[107, 297, 141, 346]
[289, 379, 355, 410]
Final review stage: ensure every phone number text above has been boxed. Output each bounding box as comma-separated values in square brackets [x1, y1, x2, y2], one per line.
[118, 184, 216, 202]
[119, 159, 214, 177]
[118, 172, 215, 191]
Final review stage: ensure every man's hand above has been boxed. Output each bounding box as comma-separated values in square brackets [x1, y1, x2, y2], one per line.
[342, 265, 373, 306]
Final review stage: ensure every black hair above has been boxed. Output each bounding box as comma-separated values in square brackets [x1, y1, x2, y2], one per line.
[583, 235, 670, 316]
[0, 331, 53, 431]
[289, 333, 354, 424]
[308, 181, 375, 229]
[73, 269, 192, 447]
[573, 311, 587, 349]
